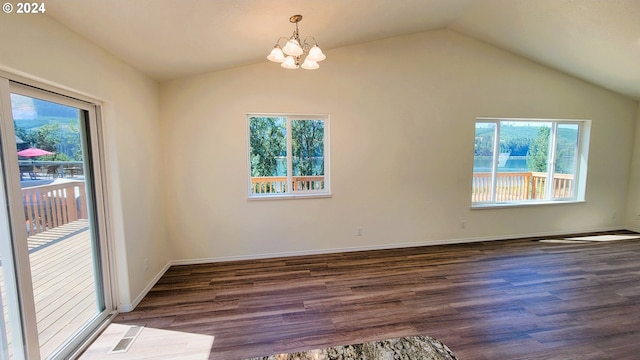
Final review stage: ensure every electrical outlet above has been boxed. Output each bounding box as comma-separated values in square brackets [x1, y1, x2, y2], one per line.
[460, 220, 465, 229]
[144, 258, 149, 272]
[356, 227, 363, 236]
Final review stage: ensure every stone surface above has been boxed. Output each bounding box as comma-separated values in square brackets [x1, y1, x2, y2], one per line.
[245, 335, 458, 360]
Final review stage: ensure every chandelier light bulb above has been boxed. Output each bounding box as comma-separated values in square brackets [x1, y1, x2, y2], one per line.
[267, 46, 286, 62]
[306, 45, 326, 62]
[283, 38, 303, 56]
[301, 58, 319, 70]
[281, 56, 299, 69]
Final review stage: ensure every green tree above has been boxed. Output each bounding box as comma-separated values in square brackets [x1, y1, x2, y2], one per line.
[20, 122, 79, 161]
[502, 137, 530, 156]
[57, 122, 82, 161]
[14, 123, 28, 144]
[292, 120, 324, 176]
[24, 123, 60, 152]
[554, 139, 576, 174]
[249, 117, 286, 177]
[474, 127, 495, 156]
[527, 127, 550, 172]
[474, 138, 494, 156]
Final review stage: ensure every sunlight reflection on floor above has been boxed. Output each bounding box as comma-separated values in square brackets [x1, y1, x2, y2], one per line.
[80, 323, 214, 360]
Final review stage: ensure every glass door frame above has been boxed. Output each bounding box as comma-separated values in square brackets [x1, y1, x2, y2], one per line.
[0, 75, 116, 360]
[0, 77, 32, 359]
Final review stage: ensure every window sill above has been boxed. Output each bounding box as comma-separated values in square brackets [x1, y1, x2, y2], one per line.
[248, 193, 333, 201]
[472, 199, 585, 209]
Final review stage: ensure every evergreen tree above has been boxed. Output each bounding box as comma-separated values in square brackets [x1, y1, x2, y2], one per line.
[527, 127, 550, 172]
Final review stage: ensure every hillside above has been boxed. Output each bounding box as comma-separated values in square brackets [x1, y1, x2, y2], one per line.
[13, 94, 81, 159]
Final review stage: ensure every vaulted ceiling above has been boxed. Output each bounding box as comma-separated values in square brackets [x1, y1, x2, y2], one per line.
[45, 0, 640, 100]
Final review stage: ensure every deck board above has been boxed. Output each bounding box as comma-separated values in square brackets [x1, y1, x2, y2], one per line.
[0, 219, 98, 358]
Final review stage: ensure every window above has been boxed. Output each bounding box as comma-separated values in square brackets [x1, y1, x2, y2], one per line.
[472, 118, 590, 207]
[0, 79, 114, 359]
[248, 114, 330, 198]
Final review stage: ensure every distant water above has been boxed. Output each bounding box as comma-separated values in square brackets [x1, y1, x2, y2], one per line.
[474, 156, 529, 173]
[475, 155, 575, 173]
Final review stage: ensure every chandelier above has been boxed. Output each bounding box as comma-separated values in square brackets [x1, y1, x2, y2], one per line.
[267, 14, 326, 70]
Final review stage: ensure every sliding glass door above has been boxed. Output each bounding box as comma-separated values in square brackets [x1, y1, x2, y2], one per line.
[0, 78, 113, 359]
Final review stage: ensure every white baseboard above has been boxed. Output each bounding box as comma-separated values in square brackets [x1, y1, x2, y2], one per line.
[119, 262, 171, 312]
[121, 225, 629, 312]
[169, 225, 625, 266]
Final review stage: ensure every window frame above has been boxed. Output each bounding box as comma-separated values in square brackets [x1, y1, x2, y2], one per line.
[0, 75, 116, 359]
[246, 113, 331, 199]
[472, 117, 590, 208]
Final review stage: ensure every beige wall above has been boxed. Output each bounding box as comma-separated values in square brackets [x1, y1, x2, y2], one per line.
[0, 14, 169, 310]
[161, 29, 638, 262]
[625, 103, 640, 230]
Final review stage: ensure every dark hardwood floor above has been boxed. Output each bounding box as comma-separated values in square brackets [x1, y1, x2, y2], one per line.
[114, 234, 640, 359]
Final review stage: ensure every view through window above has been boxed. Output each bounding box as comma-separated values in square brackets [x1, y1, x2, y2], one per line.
[0, 79, 113, 360]
[248, 114, 330, 197]
[472, 118, 589, 206]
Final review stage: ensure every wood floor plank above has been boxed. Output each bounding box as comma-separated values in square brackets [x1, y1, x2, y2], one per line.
[110, 234, 640, 360]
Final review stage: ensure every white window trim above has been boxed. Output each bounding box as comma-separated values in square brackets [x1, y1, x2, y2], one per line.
[247, 113, 331, 199]
[472, 117, 590, 208]
[472, 199, 587, 209]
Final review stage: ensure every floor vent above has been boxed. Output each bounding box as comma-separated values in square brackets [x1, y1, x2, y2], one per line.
[108, 325, 143, 354]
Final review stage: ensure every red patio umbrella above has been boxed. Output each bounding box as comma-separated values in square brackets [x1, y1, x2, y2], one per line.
[17, 147, 54, 157]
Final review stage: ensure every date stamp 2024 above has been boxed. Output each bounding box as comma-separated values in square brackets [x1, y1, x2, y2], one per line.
[3, 2, 46, 14]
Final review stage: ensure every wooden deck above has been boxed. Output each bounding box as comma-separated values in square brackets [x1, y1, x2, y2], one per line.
[1, 219, 98, 358]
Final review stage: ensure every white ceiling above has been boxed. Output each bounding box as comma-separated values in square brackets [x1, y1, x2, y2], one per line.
[45, 0, 640, 100]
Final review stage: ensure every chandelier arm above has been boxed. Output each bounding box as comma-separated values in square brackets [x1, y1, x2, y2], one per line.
[302, 36, 319, 47]
[273, 37, 290, 47]
[301, 37, 321, 54]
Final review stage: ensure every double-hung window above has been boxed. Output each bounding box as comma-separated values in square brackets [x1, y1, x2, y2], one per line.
[472, 118, 590, 207]
[247, 113, 330, 198]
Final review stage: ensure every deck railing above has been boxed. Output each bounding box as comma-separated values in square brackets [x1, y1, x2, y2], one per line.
[251, 176, 325, 194]
[22, 181, 88, 236]
[18, 160, 84, 178]
[252, 173, 571, 200]
[472, 172, 574, 202]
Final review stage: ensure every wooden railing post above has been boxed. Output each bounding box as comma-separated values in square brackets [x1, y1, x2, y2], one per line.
[251, 176, 325, 195]
[530, 174, 538, 199]
[22, 180, 86, 236]
[472, 172, 574, 202]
